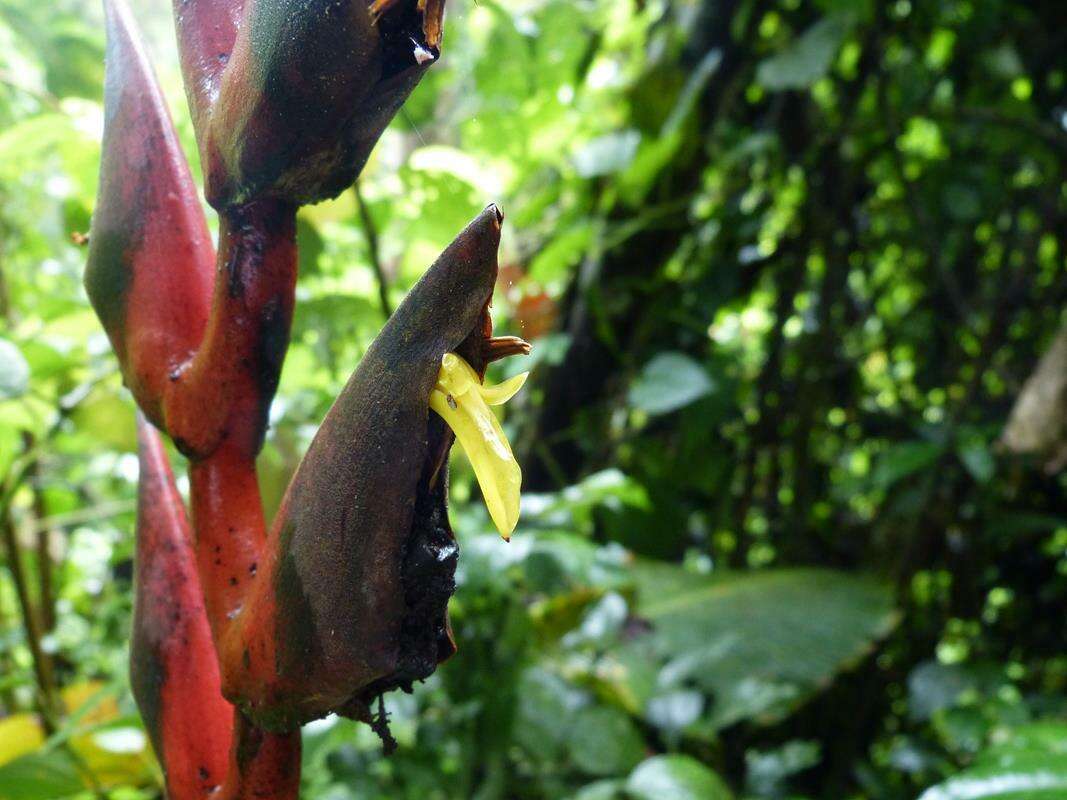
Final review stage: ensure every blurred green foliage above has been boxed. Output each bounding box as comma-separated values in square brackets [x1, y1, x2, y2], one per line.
[0, 0, 1065, 799]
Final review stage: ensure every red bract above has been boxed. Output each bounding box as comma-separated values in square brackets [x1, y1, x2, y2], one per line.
[85, 0, 529, 794]
[170, 0, 244, 135]
[85, 0, 214, 431]
[131, 414, 232, 796]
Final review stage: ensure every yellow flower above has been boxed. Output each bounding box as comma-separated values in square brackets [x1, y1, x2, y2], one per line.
[430, 353, 528, 539]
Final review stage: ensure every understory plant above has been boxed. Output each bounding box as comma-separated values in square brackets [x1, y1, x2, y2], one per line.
[83, 0, 528, 795]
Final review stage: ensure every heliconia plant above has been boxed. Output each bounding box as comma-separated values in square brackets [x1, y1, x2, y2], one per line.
[83, 0, 530, 795]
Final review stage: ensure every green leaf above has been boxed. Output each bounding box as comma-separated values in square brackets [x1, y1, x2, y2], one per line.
[629, 353, 714, 416]
[68, 387, 136, 452]
[662, 50, 723, 138]
[630, 567, 898, 730]
[296, 216, 325, 277]
[745, 740, 821, 797]
[569, 707, 646, 776]
[0, 339, 30, 400]
[619, 49, 723, 206]
[513, 667, 585, 763]
[958, 440, 996, 484]
[757, 14, 853, 90]
[920, 722, 1067, 799]
[523, 469, 651, 532]
[43, 28, 104, 99]
[530, 221, 597, 283]
[871, 440, 944, 490]
[625, 755, 733, 800]
[982, 723, 1067, 759]
[0, 749, 85, 800]
[568, 780, 624, 800]
[907, 661, 1007, 722]
[645, 690, 704, 735]
[918, 754, 1067, 800]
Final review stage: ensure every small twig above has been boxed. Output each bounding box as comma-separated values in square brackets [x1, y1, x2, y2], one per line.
[28, 499, 136, 535]
[0, 377, 93, 727]
[0, 586, 18, 711]
[27, 440, 56, 633]
[353, 181, 393, 318]
[1, 507, 59, 731]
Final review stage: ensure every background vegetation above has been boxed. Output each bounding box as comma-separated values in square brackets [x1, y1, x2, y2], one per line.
[0, 0, 1065, 798]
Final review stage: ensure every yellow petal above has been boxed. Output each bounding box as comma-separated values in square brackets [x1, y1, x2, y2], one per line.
[439, 352, 479, 397]
[480, 371, 529, 406]
[430, 354, 525, 539]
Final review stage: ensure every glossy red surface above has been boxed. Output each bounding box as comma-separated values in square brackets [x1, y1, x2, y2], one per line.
[86, 0, 214, 428]
[132, 416, 234, 797]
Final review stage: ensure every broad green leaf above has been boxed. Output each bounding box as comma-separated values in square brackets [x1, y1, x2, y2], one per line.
[513, 667, 586, 763]
[568, 780, 624, 800]
[625, 755, 732, 800]
[569, 707, 646, 776]
[918, 754, 1067, 800]
[919, 723, 1067, 799]
[0, 749, 84, 800]
[757, 14, 853, 91]
[630, 567, 898, 730]
[980, 723, 1067, 759]
[0, 339, 29, 400]
[628, 353, 714, 416]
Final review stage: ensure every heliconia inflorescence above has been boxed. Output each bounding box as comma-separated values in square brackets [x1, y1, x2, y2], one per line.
[83, 0, 530, 796]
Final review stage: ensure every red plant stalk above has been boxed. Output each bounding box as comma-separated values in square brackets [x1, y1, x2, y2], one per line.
[86, 0, 529, 796]
[131, 414, 233, 796]
[134, 414, 302, 798]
